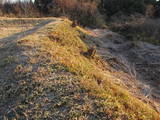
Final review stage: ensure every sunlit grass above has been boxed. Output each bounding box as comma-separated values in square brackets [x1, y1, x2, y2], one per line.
[0, 18, 159, 119]
[25, 19, 159, 119]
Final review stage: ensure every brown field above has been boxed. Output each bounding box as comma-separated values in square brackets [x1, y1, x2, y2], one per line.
[0, 17, 159, 120]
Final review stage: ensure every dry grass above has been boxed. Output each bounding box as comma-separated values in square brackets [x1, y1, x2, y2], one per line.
[0, 19, 43, 39]
[0, 1, 105, 27]
[25, 19, 159, 119]
[45, 19, 159, 120]
[0, 26, 31, 39]
[0, 2, 40, 17]
[0, 18, 159, 119]
[110, 17, 160, 45]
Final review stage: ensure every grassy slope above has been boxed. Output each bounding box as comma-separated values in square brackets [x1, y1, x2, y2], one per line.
[0, 19, 159, 120]
[109, 18, 160, 45]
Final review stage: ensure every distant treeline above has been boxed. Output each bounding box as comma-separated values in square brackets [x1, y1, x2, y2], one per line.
[0, 0, 160, 27]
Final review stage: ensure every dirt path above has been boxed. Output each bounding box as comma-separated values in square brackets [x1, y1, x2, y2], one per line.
[0, 19, 55, 43]
[0, 18, 61, 117]
[89, 29, 160, 111]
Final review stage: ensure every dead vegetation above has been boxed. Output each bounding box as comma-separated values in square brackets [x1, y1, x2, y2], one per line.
[109, 16, 160, 45]
[0, 19, 37, 39]
[0, 1, 40, 17]
[0, 18, 159, 120]
[0, 0, 105, 27]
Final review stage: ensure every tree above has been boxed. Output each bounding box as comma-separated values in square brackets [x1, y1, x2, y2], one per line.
[35, 0, 52, 13]
[144, 0, 157, 4]
[103, 0, 146, 16]
[154, 0, 160, 17]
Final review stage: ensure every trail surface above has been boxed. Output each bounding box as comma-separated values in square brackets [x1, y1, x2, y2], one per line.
[0, 20, 54, 43]
[0, 18, 60, 117]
